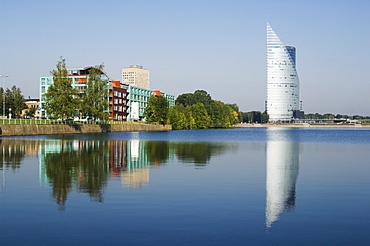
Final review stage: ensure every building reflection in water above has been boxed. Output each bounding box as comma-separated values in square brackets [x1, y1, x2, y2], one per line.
[109, 140, 127, 178]
[121, 140, 150, 188]
[265, 128, 300, 229]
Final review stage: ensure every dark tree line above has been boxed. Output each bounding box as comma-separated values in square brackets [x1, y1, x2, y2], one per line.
[303, 113, 370, 120]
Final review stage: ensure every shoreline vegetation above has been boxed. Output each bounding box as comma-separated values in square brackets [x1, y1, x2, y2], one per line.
[145, 89, 370, 130]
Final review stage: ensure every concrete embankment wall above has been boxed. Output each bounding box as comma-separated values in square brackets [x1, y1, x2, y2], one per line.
[0, 124, 172, 137]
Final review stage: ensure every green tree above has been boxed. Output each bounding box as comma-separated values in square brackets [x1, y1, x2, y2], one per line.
[81, 65, 109, 121]
[167, 104, 191, 130]
[44, 57, 79, 120]
[227, 103, 243, 122]
[176, 90, 213, 114]
[193, 90, 212, 112]
[322, 113, 335, 119]
[5, 86, 27, 118]
[25, 107, 37, 118]
[241, 111, 262, 123]
[0, 88, 4, 116]
[190, 103, 211, 129]
[175, 93, 195, 107]
[209, 101, 235, 128]
[226, 103, 239, 112]
[304, 113, 315, 119]
[261, 111, 269, 123]
[144, 95, 169, 124]
[173, 90, 241, 129]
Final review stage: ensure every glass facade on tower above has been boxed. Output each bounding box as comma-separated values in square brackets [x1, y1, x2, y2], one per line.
[266, 23, 301, 122]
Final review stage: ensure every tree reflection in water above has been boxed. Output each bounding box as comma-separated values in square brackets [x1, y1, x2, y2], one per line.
[173, 142, 229, 165]
[1, 138, 233, 209]
[0, 139, 39, 170]
[44, 140, 110, 210]
[145, 141, 170, 166]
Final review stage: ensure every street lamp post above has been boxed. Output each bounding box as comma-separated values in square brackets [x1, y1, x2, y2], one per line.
[8, 108, 11, 124]
[0, 75, 9, 119]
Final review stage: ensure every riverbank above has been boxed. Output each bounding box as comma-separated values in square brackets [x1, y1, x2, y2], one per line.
[0, 123, 172, 136]
[234, 123, 369, 128]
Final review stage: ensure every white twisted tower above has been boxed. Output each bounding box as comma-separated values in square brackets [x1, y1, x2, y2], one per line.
[266, 23, 301, 122]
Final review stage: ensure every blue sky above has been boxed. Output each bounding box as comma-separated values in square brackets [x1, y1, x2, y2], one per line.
[1, 0, 369, 115]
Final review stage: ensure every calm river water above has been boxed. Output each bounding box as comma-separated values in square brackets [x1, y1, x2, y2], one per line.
[1, 128, 369, 245]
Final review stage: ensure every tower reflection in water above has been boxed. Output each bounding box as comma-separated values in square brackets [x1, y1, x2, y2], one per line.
[265, 128, 300, 229]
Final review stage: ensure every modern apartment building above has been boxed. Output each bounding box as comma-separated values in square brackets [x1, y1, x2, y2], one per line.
[266, 23, 302, 122]
[40, 67, 115, 120]
[153, 90, 175, 107]
[122, 65, 150, 90]
[110, 81, 128, 121]
[124, 85, 152, 121]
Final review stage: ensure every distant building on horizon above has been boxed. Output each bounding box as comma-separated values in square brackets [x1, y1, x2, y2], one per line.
[122, 65, 150, 90]
[266, 23, 303, 122]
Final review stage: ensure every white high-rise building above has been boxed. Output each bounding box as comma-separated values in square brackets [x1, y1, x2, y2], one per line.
[122, 65, 150, 90]
[266, 23, 301, 122]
